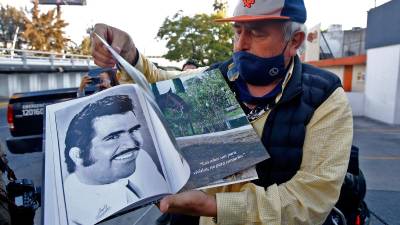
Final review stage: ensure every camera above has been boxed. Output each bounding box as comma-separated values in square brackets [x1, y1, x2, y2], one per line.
[6, 179, 40, 225]
[89, 76, 102, 85]
[87, 67, 116, 86]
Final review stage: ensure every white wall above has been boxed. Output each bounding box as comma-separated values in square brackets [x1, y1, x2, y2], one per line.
[352, 65, 366, 92]
[323, 66, 344, 82]
[396, 60, 400, 123]
[29, 75, 40, 92]
[0, 72, 86, 97]
[365, 44, 400, 124]
[346, 92, 365, 116]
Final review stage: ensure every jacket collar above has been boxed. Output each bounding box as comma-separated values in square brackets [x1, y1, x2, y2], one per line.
[278, 55, 303, 104]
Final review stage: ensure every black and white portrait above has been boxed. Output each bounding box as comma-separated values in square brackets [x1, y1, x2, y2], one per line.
[54, 87, 169, 225]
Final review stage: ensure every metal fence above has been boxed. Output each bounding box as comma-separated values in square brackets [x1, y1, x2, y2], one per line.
[0, 48, 95, 97]
[0, 48, 95, 72]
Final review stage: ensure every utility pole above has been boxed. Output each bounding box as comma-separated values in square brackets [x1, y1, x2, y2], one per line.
[10, 27, 20, 59]
[57, 4, 61, 17]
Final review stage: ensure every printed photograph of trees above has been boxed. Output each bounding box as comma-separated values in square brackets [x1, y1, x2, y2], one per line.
[154, 69, 247, 137]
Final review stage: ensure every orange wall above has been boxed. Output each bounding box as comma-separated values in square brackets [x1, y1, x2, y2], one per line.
[343, 65, 353, 92]
[308, 55, 366, 67]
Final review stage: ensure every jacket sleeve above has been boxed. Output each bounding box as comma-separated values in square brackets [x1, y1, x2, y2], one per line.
[201, 88, 353, 225]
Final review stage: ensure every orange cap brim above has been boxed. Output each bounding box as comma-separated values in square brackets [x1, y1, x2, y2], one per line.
[215, 15, 290, 23]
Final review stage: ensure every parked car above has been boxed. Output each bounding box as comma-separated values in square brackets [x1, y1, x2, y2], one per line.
[6, 88, 92, 154]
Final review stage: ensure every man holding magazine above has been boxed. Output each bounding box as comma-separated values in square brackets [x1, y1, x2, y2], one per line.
[91, 0, 353, 224]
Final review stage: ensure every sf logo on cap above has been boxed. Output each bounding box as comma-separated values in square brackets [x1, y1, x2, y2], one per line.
[242, 0, 255, 8]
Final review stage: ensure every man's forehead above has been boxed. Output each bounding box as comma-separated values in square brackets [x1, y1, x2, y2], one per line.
[92, 111, 137, 132]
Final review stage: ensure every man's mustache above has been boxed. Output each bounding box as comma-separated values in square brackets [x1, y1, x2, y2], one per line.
[111, 147, 140, 160]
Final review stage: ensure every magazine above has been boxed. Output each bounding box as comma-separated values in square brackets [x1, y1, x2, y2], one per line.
[44, 70, 268, 225]
[43, 34, 269, 225]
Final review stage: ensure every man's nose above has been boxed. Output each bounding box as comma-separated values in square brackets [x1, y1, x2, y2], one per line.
[234, 31, 252, 52]
[121, 133, 140, 148]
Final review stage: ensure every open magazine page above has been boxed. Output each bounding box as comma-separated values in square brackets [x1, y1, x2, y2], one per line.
[153, 69, 269, 189]
[43, 108, 61, 225]
[48, 106, 69, 225]
[46, 85, 175, 225]
[199, 165, 258, 190]
[137, 88, 191, 193]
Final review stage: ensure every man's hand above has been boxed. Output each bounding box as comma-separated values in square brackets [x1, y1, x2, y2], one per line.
[79, 75, 91, 92]
[91, 23, 137, 67]
[159, 190, 217, 217]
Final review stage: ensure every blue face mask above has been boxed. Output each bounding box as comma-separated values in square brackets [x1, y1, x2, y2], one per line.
[235, 76, 283, 105]
[232, 42, 289, 86]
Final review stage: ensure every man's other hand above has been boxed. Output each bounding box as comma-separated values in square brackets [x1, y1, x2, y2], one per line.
[159, 191, 217, 217]
[91, 23, 137, 67]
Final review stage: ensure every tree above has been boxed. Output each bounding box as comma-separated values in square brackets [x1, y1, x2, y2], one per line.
[22, 0, 69, 52]
[213, 0, 228, 17]
[67, 36, 91, 55]
[78, 36, 91, 55]
[161, 70, 237, 135]
[157, 3, 233, 66]
[184, 70, 236, 132]
[0, 5, 27, 49]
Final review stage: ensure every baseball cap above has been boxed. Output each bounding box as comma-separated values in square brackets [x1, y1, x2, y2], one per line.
[216, 0, 307, 23]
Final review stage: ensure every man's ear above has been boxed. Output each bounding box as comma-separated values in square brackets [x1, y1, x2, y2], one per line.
[288, 31, 305, 56]
[69, 147, 84, 166]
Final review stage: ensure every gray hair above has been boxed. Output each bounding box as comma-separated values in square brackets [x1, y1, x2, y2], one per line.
[282, 21, 306, 41]
[282, 21, 307, 52]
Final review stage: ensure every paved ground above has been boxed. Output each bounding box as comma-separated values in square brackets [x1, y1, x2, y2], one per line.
[353, 117, 400, 225]
[0, 105, 399, 224]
